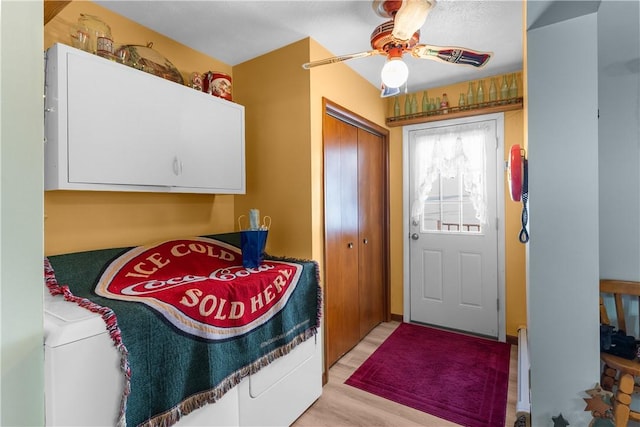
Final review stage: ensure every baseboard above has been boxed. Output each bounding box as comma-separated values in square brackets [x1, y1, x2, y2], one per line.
[390, 313, 403, 322]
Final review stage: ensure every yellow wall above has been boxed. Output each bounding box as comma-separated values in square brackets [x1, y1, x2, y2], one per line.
[307, 39, 394, 290]
[232, 40, 313, 259]
[387, 73, 527, 336]
[504, 109, 528, 335]
[300, 40, 404, 318]
[232, 38, 392, 287]
[44, 1, 236, 255]
[233, 38, 404, 326]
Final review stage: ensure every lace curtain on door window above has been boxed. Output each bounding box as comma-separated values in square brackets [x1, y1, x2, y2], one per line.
[411, 122, 490, 225]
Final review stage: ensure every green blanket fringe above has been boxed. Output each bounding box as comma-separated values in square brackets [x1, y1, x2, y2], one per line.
[142, 328, 317, 427]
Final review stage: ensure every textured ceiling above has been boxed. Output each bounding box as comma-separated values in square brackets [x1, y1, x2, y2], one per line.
[96, 0, 523, 93]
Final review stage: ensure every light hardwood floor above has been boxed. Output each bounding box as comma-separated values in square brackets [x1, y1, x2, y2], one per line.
[293, 321, 518, 427]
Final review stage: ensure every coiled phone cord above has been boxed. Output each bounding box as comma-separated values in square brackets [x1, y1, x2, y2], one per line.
[519, 159, 529, 243]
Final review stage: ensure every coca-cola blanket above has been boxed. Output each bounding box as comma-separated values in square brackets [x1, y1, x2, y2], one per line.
[45, 233, 321, 427]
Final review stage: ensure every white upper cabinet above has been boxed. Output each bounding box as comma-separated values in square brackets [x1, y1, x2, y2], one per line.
[44, 43, 245, 194]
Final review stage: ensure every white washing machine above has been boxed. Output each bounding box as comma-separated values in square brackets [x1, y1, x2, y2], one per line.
[43, 291, 239, 426]
[44, 291, 124, 426]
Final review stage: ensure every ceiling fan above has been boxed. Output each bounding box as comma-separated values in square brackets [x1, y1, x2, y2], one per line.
[302, 0, 492, 95]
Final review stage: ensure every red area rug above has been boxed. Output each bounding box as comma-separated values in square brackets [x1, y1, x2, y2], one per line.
[345, 322, 510, 427]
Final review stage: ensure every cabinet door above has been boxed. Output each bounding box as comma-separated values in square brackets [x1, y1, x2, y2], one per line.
[176, 95, 244, 192]
[67, 53, 178, 187]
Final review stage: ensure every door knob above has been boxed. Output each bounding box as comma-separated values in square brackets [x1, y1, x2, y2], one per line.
[347, 242, 354, 249]
[411, 233, 419, 240]
[363, 238, 368, 245]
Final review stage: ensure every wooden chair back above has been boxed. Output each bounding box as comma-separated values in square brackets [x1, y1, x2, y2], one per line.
[599, 279, 640, 427]
[600, 279, 640, 333]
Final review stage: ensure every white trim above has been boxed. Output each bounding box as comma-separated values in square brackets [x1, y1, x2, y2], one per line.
[402, 112, 506, 342]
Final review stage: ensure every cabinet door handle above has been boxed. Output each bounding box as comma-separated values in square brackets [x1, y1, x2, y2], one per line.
[363, 238, 368, 244]
[347, 242, 354, 249]
[173, 156, 181, 176]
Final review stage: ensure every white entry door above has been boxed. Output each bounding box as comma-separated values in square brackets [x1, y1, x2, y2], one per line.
[406, 114, 503, 338]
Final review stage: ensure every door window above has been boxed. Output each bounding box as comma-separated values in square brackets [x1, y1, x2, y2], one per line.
[422, 173, 483, 233]
[411, 123, 490, 234]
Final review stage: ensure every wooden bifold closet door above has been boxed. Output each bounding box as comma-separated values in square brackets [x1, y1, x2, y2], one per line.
[323, 102, 389, 369]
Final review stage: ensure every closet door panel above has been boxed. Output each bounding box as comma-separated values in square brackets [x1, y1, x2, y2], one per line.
[324, 114, 360, 367]
[357, 128, 385, 338]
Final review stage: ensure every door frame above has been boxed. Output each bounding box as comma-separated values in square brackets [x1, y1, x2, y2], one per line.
[401, 112, 506, 342]
[322, 98, 391, 380]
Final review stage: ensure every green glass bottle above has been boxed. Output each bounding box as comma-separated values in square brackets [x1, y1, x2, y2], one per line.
[489, 78, 497, 104]
[422, 91, 428, 113]
[509, 73, 518, 100]
[476, 80, 485, 104]
[404, 94, 411, 115]
[500, 75, 509, 104]
[393, 96, 400, 117]
[467, 82, 475, 107]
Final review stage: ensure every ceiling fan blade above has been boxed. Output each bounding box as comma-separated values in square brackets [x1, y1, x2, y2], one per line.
[302, 50, 381, 69]
[411, 44, 492, 68]
[380, 84, 401, 98]
[392, 0, 435, 42]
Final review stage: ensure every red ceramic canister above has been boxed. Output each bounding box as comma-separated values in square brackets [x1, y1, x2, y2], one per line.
[202, 71, 232, 101]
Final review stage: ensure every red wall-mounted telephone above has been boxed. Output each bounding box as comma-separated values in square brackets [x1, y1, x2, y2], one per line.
[507, 144, 529, 243]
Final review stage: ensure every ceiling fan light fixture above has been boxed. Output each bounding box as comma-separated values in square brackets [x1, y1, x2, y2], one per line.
[380, 57, 409, 88]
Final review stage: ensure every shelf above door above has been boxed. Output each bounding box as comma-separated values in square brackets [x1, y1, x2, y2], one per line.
[386, 97, 523, 127]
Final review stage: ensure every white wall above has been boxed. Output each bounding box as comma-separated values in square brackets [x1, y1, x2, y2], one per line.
[598, 0, 640, 281]
[0, 1, 45, 425]
[527, 5, 600, 426]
